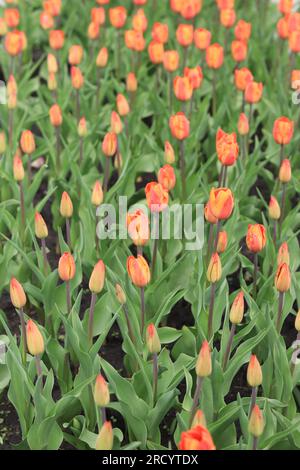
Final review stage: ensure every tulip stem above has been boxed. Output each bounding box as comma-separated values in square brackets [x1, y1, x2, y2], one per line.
[75, 90, 80, 123]
[169, 72, 173, 113]
[140, 287, 145, 335]
[247, 103, 253, 154]
[206, 224, 215, 264]
[222, 166, 228, 187]
[103, 158, 110, 195]
[212, 69, 217, 117]
[273, 220, 277, 246]
[41, 238, 49, 275]
[27, 154, 32, 183]
[19, 307, 27, 365]
[189, 376, 203, 428]
[117, 30, 121, 80]
[96, 68, 101, 110]
[35, 355, 43, 389]
[279, 183, 286, 237]
[208, 282, 216, 340]
[55, 126, 61, 174]
[153, 352, 158, 405]
[252, 436, 259, 451]
[290, 331, 300, 376]
[95, 209, 100, 255]
[79, 137, 84, 166]
[8, 109, 14, 153]
[213, 220, 221, 252]
[218, 165, 224, 187]
[101, 407, 107, 425]
[249, 386, 257, 417]
[222, 323, 236, 371]
[253, 253, 258, 298]
[66, 218, 71, 249]
[19, 182, 26, 243]
[88, 292, 97, 346]
[123, 303, 135, 344]
[66, 280, 72, 315]
[279, 144, 284, 164]
[151, 214, 159, 277]
[276, 291, 285, 333]
[179, 140, 186, 202]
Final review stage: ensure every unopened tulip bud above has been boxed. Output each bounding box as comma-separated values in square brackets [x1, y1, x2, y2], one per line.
[207, 253, 222, 283]
[158, 164, 176, 191]
[277, 242, 290, 266]
[95, 421, 113, 451]
[230, 291, 244, 324]
[71, 66, 84, 89]
[208, 188, 234, 220]
[35, 212, 48, 239]
[58, 252, 76, 281]
[247, 354, 262, 387]
[48, 72, 57, 91]
[68, 44, 84, 66]
[89, 260, 105, 294]
[102, 132, 118, 157]
[115, 284, 126, 305]
[269, 196, 281, 220]
[94, 374, 110, 407]
[238, 113, 249, 135]
[47, 53, 58, 74]
[10, 277, 26, 309]
[127, 255, 151, 287]
[273, 116, 294, 145]
[91, 180, 103, 206]
[60, 191, 73, 218]
[49, 30, 64, 50]
[20, 130, 35, 155]
[88, 21, 100, 40]
[246, 224, 266, 253]
[204, 204, 218, 224]
[116, 94, 130, 116]
[78, 117, 87, 137]
[191, 410, 207, 428]
[295, 310, 300, 332]
[96, 47, 108, 68]
[0, 132, 6, 154]
[110, 111, 123, 134]
[217, 231, 227, 253]
[13, 155, 24, 182]
[275, 262, 291, 292]
[49, 104, 63, 127]
[146, 323, 161, 354]
[26, 320, 44, 356]
[114, 152, 123, 170]
[196, 341, 212, 377]
[126, 72, 137, 92]
[248, 405, 265, 438]
[279, 159, 291, 183]
[164, 141, 175, 164]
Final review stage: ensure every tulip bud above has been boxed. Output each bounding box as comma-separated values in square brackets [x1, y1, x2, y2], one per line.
[204, 204, 218, 224]
[145, 182, 169, 213]
[127, 255, 151, 287]
[235, 19, 252, 42]
[275, 262, 291, 293]
[127, 209, 149, 246]
[148, 40, 164, 64]
[269, 196, 281, 220]
[110, 111, 123, 134]
[208, 188, 234, 220]
[96, 47, 108, 67]
[94, 374, 110, 407]
[115, 284, 126, 305]
[47, 53, 58, 74]
[158, 164, 176, 191]
[91, 180, 103, 207]
[248, 405, 265, 438]
[89, 260, 105, 294]
[163, 50, 179, 73]
[173, 76, 193, 101]
[194, 28, 211, 50]
[26, 320, 44, 356]
[229, 291, 244, 324]
[164, 141, 175, 164]
[245, 81, 263, 104]
[0, 131, 7, 154]
[48, 72, 57, 91]
[217, 231, 227, 253]
[273, 116, 294, 145]
[116, 93, 130, 116]
[68, 44, 84, 65]
[216, 128, 239, 166]
[102, 132, 118, 157]
[78, 117, 87, 138]
[20, 130, 35, 155]
[10, 277, 26, 309]
[109, 6, 127, 28]
[231, 40, 247, 63]
[207, 253, 222, 283]
[238, 113, 249, 135]
[71, 66, 84, 89]
[35, 212, 48, 239]
[95, 421, 113, 451]
[247, 354, 262, 387]
[13, 155, 24, 182]
[206, 43, 224, 69]
[60, 191, 73, 218]
[169, 112, 190, 140]
[49, 30, 64, 50]
[58, 252, 76, 281]
[277, 242, 290, 266]
[49, 104, 63, 127]
[196, 341, 212, 377]
[295, 310, 300, 332]
[126, 72, 137, 92]
[88, 21, 100, 40]
[246, 224, 266, 253]
[146, 323, 161, 354]
[176, 24, 194, 47]
[279, 159, 291, 183]
[191, 410, 207, 428]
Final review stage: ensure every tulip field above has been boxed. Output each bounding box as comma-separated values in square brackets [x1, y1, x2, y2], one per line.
[1, 0, 300, 454]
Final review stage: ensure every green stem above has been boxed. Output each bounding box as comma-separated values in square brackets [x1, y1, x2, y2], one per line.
[276, 291, 285, 333]
[189, 376, 203, 427]
[88, 292, 97, 346]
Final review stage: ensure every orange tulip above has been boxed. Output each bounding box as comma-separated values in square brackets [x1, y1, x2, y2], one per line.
[216, 128, 239, 166]
[102, 132, 118, 157]
[196, 340, 212, 377]
[148, 40, 164, 64]
[229, 291, 244, 324]
[247, 354, 262, 387]
[60, 191, 73, 218]
[146, 323, 161, 354]
[204, 203, 218, 224]
[238, 113, 249, 135]
[88, 21, 100, 40]
[246, 224, 266, 253]
[231, 40, 247, 62]
[291, 69, 300, 89]
[244, 81, 263, 104]
[20, 130, 35, 155]
[109, 6, 127, 28]
[277, 16, 289, 39]
[47, 53, 58, 73]
[207, 252, 222, 283]
[145, 182, 169, 212]
[127, 255, 151, 287]
[78, 117, 87, 138]
[152, 22, 169, 44]
[89, 260, 106, 294]
[178, 425, 216, 450]
[110, 111, 123, 134]
[13, 155, 24, 181]
[169, 112, 190, 140]
[126, 72, 138, 92]
[5, 31, 22, 56]
[220, 8, 236, 28]
[95, 421, 113, 451]
[126, 209, 149, 246]
[163, 50, 180, 72]
[132, 9, 147, 33]
[170, 0, 184, 13]
[117, 93, 130, 116]
[234, 67, 253, 91]
[269, 196, 281, 220]
[217, 231, 228, 253]
[278, 0, 293, 14]
[249, 405, 265, 438]
[91, 180, 103, 206]
[35, 212, 48, 239]
[273, 117, 294, 145]
[275, 263, 291, 292]
[43, 0, 62, 16]
[96, 47, 108, 68]
[184, 66, 203, 89]
[26, 320, 44, 356]
[68, 45, 84, 65]
[234, 19, 252, 42]
[176, 24, 194, 47]
[10, 278, 26, 309]
[4, 8, 20, 28]
[164, 141, 176, 164]
[94, 374, 110, 407]
[58, 252, 76, 281]
[194, 27, 211, 50]
[279, 159, 291, 183]
[206, 43, 224, 69]
[173, 76, 193, 101]
[277, 242, 290, 266]
[208, 187, 234, 220]
[91, 7, 106, 26]
[49, 30, 64, 50]
[71, 66, 84, 89]
[180, 0, 202, 20]
[217, 0, 234, 7]
[158, 164, 176, 191]
[49, 104, 62, 127]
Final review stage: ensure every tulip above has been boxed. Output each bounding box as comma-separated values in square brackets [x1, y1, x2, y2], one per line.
[223, 291, 244, 370]
[248, 405, 264, 450]
[246, 224, 266, 296]
[277, 16, 289, 39]
[234, 67, 253, 93]
[277, 242, 290, 266]
[231, 40, 247, 63]
[91, 7, 106, 26]
[279, 159, 291, 183]
[164, 141, 176, 164]
[163, 50, 179, 74]
[208, 187, 234, 221]
[58, 252, 76, 314]
[5, 31, 22, 57]
[216, 128, 239, 172]
[289, 30, 300, 53]
[148, 40, 164, 64]
[20, 130, 35, 181]
[176, 23, 194, 50]
[275, 263, 291, 332]
[132, 9, 147, 33]
[49, 30, 64, 50]
[145, 182, 169, 213]
[127, 255, 151, 333]
[247, 354, 262, 415]
[68, 45, 84, 65]
[95, 421, 113, 451]
[220, 8, 236, 28]
[35, 212, 49, 274]
[47, 53, 58, 74]
[189, 341, 211, 426]
[96, 47, 108, 68]
[117, 94, 130, 117]
[245, 81, 263, 104]
[217, 231, 227, 253]
[278, 0, 293, 14]
[94, 375, 110, 421]
[158, 164, 176, 192]
[102, 131, 118, 193]
[169, 112, 190, 201]
[110, 111, 123, 135]
[238, 113, 249, 136]
[206, 43, 224, 115]
[10, 278, 27, 363]
[109, 7, 127, 77]
[127, 209, 149, 249]
[92, 180, 103, 207]
[88, 21, 100, 42]
[26, 320, 44, 357]
[146, 323, 161, 404]
[273, 117, 294, 148]
[115, 283, 135, 344]
[13, 154, 26, 240]
[49, 104, 63, 172]
[207, 253, 222, 339]
[60, 191, 73, 248]
[191, 410, 207, 428]
[178, 425, 216, 451]
[184, 66, 203, 90]
[269, 196, 281, 244]
[152, 22, 169, 44]
[194, 28, 211, 50]
[126, 72, 137, 93]
[234, 19, 252, 42]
